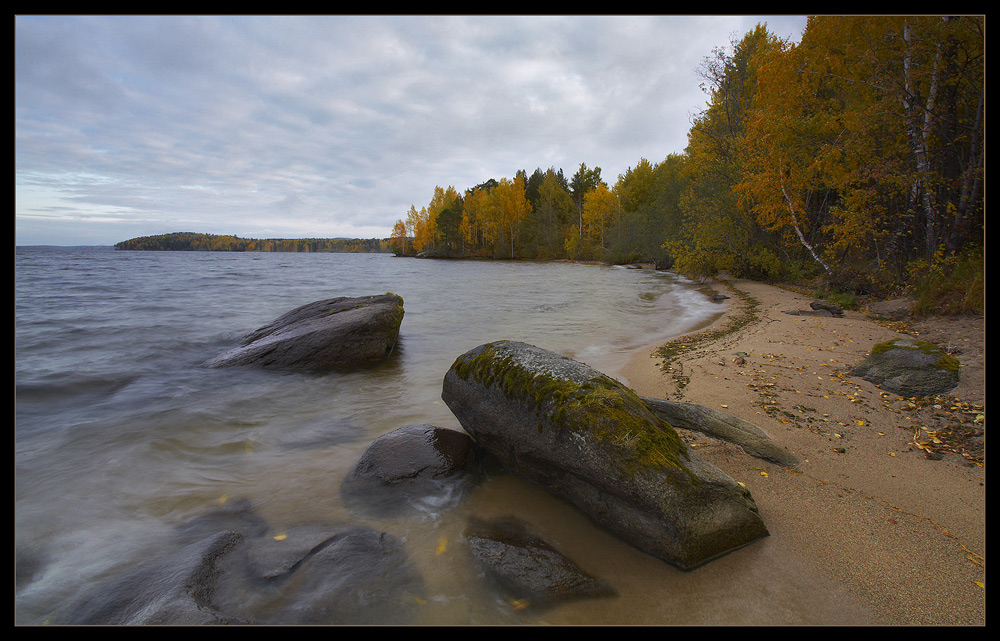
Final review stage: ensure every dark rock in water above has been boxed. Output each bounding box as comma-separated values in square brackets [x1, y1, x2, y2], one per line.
[850, 338, 960, 396]
[341, 424, 482, 517]
[205, 293, 404, 371]
[59, 531, 248, 625]
[810, 300, 844, 316]
[442, 340, 769, 571]
[175, 497, 270, 544]
[640, 396, 798, 467]
[58, 495, 425, 625]
[464, 516, 616, 607]
[712, 294, 730, 301]
[213, 522, 425, 625]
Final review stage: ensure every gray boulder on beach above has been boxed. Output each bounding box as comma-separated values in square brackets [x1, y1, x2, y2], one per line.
[441, 340, 769, 571]
[205, 293, 404, 371]
[851, 338, 960, 396]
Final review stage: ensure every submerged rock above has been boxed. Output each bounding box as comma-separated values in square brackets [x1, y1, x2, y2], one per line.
[851, 338, 960, 396]
[213, 522, 425, 625]
[442, 340, 769, 571]
[341, 424, 483, 516]
[205, 293, 404, 371]
[60, 502, 425, 625]
[59, 530, 248, 625]
[465, 515, 616, 607]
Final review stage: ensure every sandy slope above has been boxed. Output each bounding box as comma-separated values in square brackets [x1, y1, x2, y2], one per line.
[618, 278, 986, 626]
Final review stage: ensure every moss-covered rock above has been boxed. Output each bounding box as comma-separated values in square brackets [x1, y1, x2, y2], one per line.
[850, 338, 959, 396]
[442, 340, 769, 571]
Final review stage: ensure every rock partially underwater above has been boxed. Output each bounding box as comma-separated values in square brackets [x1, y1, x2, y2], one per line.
[53, 501, 425, 625]
[442, 340, 769, 571]
[464, 515, 617, 608]
[341, 424, 483, 517]
[206, 293, 404, 371]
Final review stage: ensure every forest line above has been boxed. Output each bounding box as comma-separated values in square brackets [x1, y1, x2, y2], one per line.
[390, 17, 983, 310]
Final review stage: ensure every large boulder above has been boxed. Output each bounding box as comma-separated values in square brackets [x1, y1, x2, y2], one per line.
[205, 293, 404, 371]
[441, 340, 769, 571]
[850, 338, 960, 396]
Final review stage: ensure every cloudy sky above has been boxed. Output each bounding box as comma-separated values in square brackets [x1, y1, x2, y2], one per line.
[15, 15, 809, 246]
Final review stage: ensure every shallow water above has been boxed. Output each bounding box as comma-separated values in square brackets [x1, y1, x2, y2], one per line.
[18, 246, 852, 625]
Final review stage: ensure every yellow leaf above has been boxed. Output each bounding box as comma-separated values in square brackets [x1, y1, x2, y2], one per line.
[974, 581, 985, 589]
[273, 533, 287, 541]
[760, 471, 768, 477]
[218, 494, 228, 505]
[509, 598, 530, 610]
[435, 536, 447, 556]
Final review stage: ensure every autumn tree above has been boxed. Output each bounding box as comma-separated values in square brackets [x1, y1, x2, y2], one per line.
[670, 24, 789, 279]
[490, 174, 532, 259]
[389, 219, 409, 256]
[569, 162, 604, 238]
[527, 168, 577, 258]
[736, 16, 984, 288]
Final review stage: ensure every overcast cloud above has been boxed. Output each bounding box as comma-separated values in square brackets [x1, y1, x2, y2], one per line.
[15, 15, 808, 246]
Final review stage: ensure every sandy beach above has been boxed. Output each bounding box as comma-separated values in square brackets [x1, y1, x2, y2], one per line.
[618, 278, 986, 626]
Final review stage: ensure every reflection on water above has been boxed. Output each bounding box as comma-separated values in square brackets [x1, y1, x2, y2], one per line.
[16, 247, 765, 624]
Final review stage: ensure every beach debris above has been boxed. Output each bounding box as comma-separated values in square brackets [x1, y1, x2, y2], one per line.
[810, 300, 845, 316]
[640, 396, 798, 467]
[443, 340, 769, 571]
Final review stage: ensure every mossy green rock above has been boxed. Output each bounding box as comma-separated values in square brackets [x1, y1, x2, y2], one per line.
[205, 293, 404, 371]
[442, 340, 768, 571]
[850, 338, 959, 396]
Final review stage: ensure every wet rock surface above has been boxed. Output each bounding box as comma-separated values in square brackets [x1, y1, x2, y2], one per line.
[442, 340, 769, 571]
[53, 502, 425, 625]
[59, 530, 249, 625]
[464, 516, 616, 607]
[205, 293, 404, 371]
[212, 522, 425, 625]
[341, 424, 484, 517]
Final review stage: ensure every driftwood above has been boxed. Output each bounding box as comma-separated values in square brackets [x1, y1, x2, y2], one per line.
[639, 396, 798, 467]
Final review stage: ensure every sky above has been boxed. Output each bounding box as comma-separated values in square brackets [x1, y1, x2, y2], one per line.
[15, 15, 809, 246]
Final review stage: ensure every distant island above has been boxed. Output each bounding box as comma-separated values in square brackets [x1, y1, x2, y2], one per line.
[114, 232, 391, 253]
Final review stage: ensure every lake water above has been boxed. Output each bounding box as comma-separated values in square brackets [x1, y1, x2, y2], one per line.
[16, 246, 735, 625]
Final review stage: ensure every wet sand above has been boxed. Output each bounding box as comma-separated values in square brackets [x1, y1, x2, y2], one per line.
[615, 278, 985, 626]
